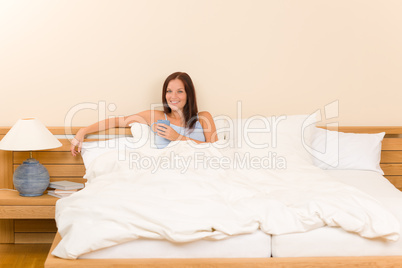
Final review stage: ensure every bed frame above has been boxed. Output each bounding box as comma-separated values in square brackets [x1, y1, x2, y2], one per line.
[1, 126, 402, 267]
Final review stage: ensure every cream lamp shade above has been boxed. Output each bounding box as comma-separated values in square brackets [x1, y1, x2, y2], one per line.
[0, 118, 62, 151]
[0, 118, 62, 196]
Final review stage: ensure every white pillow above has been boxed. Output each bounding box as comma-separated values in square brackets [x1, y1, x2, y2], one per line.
[130, 122, 154, 146]
[81, 123, 153, 169]
[311, 128, 385, 174]
[213, 116, 229, 141]
[218, 114, 317, 164]
[81, 137, 136, 170]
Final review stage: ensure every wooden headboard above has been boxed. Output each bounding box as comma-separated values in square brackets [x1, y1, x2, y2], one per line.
[1, 126, 402, 191]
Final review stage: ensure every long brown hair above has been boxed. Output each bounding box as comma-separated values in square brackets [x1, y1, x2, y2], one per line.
[162, 72, 199, 130]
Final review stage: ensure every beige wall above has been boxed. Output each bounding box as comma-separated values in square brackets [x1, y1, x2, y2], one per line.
[0, 0, 401, 127]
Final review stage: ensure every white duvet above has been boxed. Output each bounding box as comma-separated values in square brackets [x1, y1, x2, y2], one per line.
[52, 141, 400, 259]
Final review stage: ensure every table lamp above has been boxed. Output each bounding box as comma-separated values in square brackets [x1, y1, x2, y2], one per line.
[0, 118, 62, 196]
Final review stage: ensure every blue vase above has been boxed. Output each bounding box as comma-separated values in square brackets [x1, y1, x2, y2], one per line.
[13, 158, 50, 197]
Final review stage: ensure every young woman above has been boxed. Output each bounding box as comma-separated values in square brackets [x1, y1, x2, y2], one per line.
[70, 72, 217, 156]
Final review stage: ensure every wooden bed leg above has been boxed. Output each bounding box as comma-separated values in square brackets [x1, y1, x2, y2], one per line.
[0, 219, 14, 243]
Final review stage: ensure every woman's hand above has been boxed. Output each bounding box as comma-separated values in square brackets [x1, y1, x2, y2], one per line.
[155, 124, 181, 141]
[70, 129, 85, 156]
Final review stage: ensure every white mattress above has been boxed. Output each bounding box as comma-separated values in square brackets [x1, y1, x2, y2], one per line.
[79, 230, 271, 259]
[272, 170, 402, 257]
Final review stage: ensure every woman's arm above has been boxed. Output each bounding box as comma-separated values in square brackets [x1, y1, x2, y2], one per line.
[70, 117, 118, 156]
[70, 110, 154, 156]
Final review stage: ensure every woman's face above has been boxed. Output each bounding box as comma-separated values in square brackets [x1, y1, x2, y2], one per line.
[166, 79, 187, 112]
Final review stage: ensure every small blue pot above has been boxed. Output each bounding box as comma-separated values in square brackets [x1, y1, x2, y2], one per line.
[13, 158, 50, 197]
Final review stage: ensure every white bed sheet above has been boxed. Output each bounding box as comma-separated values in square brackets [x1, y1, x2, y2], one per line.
[272, 170, 402, 257]
[53, 139, 400, 259]
[79, 230, 270, 259]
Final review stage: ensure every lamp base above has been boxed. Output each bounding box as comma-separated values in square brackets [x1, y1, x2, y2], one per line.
[13, 158, 50, 197]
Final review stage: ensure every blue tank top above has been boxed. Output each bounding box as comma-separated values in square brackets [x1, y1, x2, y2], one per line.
[154, 114, 206, 149]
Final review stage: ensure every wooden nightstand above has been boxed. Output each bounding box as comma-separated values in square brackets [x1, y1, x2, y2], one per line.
[0, 190, 58, 243]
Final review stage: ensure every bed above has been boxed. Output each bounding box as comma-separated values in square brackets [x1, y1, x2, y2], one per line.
[3, 117, 402, 267]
